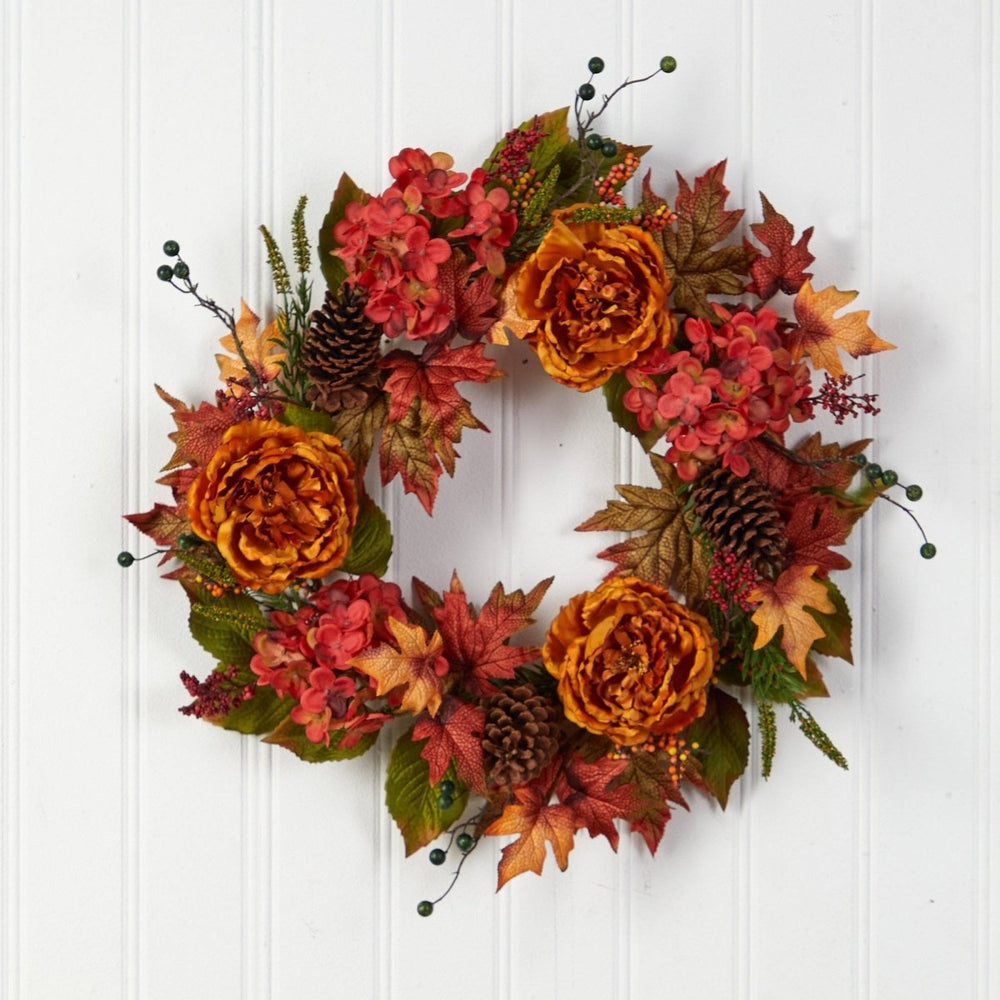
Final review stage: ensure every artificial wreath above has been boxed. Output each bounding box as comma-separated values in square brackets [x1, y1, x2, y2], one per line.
[121, 56, 934, 914]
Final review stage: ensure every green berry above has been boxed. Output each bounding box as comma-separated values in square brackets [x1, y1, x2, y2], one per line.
[588, 57, 605, 74]
[864, 463, 883, 482]
[156, 264, 174, 281]
[438, 779, 455, 797]
[585, 133, 603, 151]
[880, 469, 899, 487]
[173, 261, 190, 280]
[905, 484, 924, 502]
[117, 551, 135, 567]
[429, 848, 447, 866]
[920, 542, 937, 559]
[417, 900, 434, 917]
[456, 832, 474, 852]
[437, 794, 453, 811]
[162, 240, 180, 257]
[601, 140, 618, 158]
[850, 454, 868, 467]
[578, 83, 596, 101]
[660, 55, 677, 73]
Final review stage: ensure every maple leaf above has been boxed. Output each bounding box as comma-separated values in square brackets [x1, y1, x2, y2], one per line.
[659, 161, 756, 319]
[577, 452, 711, 602]
[750, 564, 836, 678]
[744, 193, 815, 300]
[156, 385, 242, 472]
[328, 391, 389, 473]
[436, 257, 500, 340]
[379, 343, 503, 512]
[418, 572, 552, 698]
[485, 785, 578, 889]
[555, 754, 633, 850]
[124, 502, 189, 552]
[787, 282, 895, 378]
[412, 697, 488, 793]
[378, 399, 442, 514]
[783, 494, 858, 574]
[216, 300, 286, 388]
[350, 617, 450, 717]
[610, 753, 681, 854]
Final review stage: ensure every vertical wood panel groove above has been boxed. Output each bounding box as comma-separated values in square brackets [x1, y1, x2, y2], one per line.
[120, 0, 143, 997]
[737, 4, 754, 997]
[494, 2, 514, 997]
[240, 0, 273, 994]
[375, 3, 396, 995]
[856, 1, 875, 995]
[0, 0, 22, 996]
[976, 0, 995, 996]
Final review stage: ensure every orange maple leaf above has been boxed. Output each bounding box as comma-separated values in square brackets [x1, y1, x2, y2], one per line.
[216, 300, 286, 389]
[349, 618, 450, 717]
[750, 564, 835, 678]
[485, 786, 578, 889]
[788, 282, 895, 378]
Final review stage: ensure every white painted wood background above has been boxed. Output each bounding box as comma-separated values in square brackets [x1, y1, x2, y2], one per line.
[1, 1, 997, 997]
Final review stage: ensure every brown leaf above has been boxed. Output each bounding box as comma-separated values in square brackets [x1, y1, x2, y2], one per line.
[659, 161, 755, 319]
[577, 453, 711, 601]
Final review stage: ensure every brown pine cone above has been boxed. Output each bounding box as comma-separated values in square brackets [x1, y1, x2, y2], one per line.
[300, 285, 382, 411]
[690, 466, 787, 579]
[482, 685, 560, 788]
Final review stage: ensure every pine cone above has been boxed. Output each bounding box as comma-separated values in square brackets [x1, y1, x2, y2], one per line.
[482, 685, 560, 788]
[690, 466, 787, 579]
[301, 285, 382, 412]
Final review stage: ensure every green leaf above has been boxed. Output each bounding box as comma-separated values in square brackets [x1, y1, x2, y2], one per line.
[385, 725, 469, 855]
[214, 683, 292, 735]
[188, 594, 267, 668]
[263, 716, 378, 762]
[481, 107, 573, 178]
[807, 579, 853, 663]
[602, 372, 663, 451]
[318, 172, 369, 293]
[340, 493, 393, 577]
[281, 402, 334, 434]
[684, 688, 749, 809]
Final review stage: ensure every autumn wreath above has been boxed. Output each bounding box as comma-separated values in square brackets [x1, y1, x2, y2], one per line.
[122, 57, 933, 912]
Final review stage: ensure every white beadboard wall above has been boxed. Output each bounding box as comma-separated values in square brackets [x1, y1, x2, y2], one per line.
[1, 1, 997, 997]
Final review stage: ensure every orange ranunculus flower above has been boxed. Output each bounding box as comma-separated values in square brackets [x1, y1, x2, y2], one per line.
[513, 212, 676, 391]
[543, 577, 716, 746]
[187, 419, 358, 593]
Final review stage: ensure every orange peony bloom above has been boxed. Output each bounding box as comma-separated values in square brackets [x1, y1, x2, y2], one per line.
[187, 419, 358, 593]
[543, 577, 716, 746]
[513, 213, 676, 390]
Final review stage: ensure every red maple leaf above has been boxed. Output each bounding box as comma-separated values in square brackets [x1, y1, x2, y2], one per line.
[485, 785, 579, 889]
[412, 697, 488, 793]
[555, 754, 633, 850]
[744, 193, 815, 300]
[783, 490, 880, 576]
[156, 385, 242, 471]
[124, 502, 189, 553]
[418, 572, 552, 698]
[379, 343, 503, 512]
